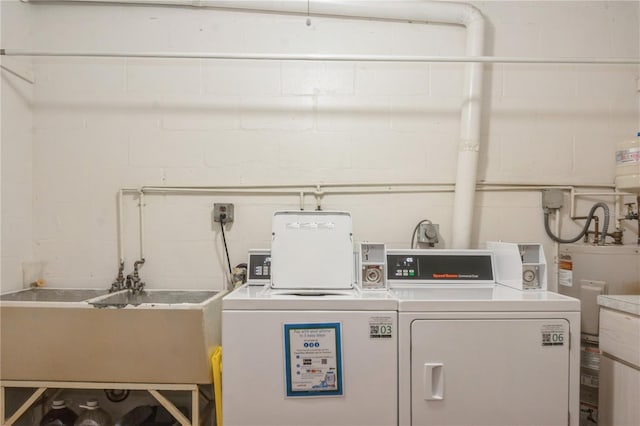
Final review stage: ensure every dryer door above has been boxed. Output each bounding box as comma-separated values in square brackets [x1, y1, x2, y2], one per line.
[411, 319, 570, 426]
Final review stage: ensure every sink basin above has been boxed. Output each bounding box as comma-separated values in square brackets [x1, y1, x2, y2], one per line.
[0, 288, 109, 302]
[1, 288, 226, 384]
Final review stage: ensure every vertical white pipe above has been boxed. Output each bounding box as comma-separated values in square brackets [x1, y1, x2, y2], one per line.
[451, 9, 485, 248]
[553, 210, 561, 291]
[139, 190, 145, 260]
[118, 189, 124, 265]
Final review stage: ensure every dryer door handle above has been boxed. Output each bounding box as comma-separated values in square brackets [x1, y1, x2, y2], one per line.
[423, 363, 444, 400]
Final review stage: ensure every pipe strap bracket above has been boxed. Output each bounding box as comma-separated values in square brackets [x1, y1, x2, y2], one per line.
[458, 139, 479, 152]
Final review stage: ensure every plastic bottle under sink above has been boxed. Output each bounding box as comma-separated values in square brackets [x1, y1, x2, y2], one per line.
[40, 400, 78, 426]
[74, 400, 113, 426]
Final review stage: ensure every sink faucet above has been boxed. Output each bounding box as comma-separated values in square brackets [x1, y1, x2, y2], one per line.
[126, 258, 146, 294]
[110, 261, 126, 293]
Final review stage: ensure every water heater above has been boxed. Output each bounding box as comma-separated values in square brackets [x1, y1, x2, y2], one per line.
[558, 244, 640, 426]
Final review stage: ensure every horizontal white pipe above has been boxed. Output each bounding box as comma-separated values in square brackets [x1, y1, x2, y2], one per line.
[121, 184, 610, 196]
[2, 49, 638, 64]
[570, 190, 635, 218]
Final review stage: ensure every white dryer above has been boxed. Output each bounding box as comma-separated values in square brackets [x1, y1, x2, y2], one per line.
[389, 249, 581, 426]
[222, 212, 398, 426]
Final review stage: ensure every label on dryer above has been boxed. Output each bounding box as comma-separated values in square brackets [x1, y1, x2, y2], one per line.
[283, 322, 343, 397]
[540, 324, 565, 346]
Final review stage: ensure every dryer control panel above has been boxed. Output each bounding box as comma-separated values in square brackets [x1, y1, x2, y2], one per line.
[386, 249, 495, 283]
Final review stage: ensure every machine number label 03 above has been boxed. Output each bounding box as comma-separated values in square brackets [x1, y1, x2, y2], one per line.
[283, 323, 343, 397]
[540, 324, 565, 346]
[369, 316, 393, 339]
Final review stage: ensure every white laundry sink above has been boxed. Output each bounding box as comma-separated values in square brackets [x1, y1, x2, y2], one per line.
[0, 288, 225, 384]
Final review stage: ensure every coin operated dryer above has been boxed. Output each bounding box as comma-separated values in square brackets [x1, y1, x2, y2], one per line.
[389, 248, 581, 426]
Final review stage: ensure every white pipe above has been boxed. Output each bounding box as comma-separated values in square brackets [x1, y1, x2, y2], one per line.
[570, 190, 633, 218]
[118, 189, 124, 265]
[131, 182, 613, 190]
[3, 50, 639, 64]
[553, 210, 560, 291]
[138, 190, 145, 260]
[115, 182, 620, 277]
[131, 183, 612, 194]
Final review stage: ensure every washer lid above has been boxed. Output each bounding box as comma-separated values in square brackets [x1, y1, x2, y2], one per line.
[271, 211, 354, 290]
[222, 284, 397, 310]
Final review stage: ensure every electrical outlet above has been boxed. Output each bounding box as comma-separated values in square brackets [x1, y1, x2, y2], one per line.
[418, 223, 439, 245]
[213, 203, 234, 223]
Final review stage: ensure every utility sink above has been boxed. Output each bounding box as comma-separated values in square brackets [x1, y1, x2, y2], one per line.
[0, 288, 225, 384]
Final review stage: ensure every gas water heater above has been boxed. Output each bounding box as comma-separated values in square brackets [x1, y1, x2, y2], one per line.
[558, 244, 640, 426]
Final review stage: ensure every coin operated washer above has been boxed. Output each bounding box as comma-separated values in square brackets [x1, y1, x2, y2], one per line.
[222, 212, 397, 426]
[388, 248, 581, 426]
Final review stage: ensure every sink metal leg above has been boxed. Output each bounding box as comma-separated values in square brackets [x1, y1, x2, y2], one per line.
[148, 389, 191, 426]
[1, 386, 46, 426]
[192, 387, 199, 426]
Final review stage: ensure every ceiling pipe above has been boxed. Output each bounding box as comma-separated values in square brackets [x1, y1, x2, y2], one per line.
[4, 50, 639, 64]
[24, 0, 486, 248]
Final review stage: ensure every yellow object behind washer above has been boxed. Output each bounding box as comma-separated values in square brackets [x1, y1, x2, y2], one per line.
[212, 346, 223, 426]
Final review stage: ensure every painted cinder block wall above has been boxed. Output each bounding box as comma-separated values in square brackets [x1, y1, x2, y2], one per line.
[1, 0, 34, 291]
[1, 1, 639, 292]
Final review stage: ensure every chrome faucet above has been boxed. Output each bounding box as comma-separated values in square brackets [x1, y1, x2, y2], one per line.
[110, 261, 126, 293]
[126, 258, 146, 294]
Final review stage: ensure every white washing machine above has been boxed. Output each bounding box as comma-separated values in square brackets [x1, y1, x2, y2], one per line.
[388, 249, 581, 426]
[222, 212, 398, 426]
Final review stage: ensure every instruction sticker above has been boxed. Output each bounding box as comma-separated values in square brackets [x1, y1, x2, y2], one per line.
[558, 255, 573, 287]
[369, 316, 393, 339]
[541, 324, 565, 346]
[284, 323, 343, 397]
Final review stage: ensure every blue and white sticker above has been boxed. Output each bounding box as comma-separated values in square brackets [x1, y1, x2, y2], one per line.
[284, 322, 343, 397]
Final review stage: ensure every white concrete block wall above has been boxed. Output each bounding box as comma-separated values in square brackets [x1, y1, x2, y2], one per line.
[1, 0, 34, 292]
[1, 1, 637, 291]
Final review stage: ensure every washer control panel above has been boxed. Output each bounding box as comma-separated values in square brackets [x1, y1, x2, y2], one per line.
[247, 249, 271, 284]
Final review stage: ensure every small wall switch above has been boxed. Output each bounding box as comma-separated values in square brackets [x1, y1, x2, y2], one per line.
[213, 203, 234, 223]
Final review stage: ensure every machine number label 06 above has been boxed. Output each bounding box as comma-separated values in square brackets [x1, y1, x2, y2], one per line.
[541, 324, 565, 346]
[369, 316, 393, 339]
